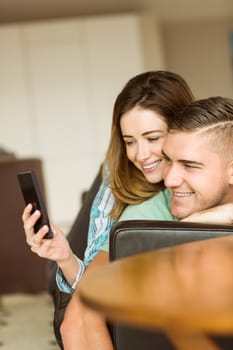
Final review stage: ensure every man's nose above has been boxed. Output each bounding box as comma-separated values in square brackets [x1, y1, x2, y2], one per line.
[163, 164, 183, 187]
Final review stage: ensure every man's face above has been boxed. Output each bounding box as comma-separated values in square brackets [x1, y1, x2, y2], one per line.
[163, 131, 232, 219]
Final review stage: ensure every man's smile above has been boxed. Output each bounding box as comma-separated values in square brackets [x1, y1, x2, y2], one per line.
[172, 191, 195, 198]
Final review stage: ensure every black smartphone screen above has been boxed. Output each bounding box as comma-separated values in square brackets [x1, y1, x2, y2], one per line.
[17, 171, 53, 239]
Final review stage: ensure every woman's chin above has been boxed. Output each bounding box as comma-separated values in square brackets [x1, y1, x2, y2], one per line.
[144, 172, 163, 184]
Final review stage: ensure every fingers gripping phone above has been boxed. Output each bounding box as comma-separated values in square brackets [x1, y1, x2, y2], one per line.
[17, 170, 54, 239]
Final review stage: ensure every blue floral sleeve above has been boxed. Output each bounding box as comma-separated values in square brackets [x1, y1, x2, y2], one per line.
[56, 180, 115, 293]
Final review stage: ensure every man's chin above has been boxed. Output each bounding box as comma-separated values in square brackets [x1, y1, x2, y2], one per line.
[170, 206, 191, 220]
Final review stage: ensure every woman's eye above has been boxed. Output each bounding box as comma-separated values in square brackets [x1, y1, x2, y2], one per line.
[125, 140, 134, 146]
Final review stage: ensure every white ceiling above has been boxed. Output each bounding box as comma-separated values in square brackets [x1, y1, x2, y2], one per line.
[0, 0, 232, 24]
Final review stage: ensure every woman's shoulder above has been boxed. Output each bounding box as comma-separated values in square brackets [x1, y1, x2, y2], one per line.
[119, 189, 173, 221]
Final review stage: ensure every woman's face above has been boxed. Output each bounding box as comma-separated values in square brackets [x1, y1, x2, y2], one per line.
[120, 106, 168, 183]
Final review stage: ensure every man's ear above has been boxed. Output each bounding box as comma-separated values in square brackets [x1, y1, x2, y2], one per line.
[228, 160, 233, 185]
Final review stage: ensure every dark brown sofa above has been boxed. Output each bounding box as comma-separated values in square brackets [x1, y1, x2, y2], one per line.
[0, 157, 48, 294]
[109, 220, 233, 350]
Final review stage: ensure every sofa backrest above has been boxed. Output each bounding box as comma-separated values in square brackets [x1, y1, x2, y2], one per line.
[110, 220, 233, 260]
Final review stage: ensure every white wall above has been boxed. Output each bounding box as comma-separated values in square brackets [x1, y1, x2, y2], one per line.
[0, 13, 165, 230]
[139, 12, 166, 71]
[162, 17, 233, 98]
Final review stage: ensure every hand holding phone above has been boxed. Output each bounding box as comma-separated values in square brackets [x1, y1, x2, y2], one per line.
[17, 170, 53, 239]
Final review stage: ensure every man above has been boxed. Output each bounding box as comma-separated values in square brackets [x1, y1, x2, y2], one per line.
[160, 96, 233, 350]
[163, 96, 233, 220]
[61, 96, 233, 350]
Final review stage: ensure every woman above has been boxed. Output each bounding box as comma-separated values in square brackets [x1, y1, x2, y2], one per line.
[23, 70, 197, 349]
[23, 71, 194, 295]
[58, 71, 195, 349]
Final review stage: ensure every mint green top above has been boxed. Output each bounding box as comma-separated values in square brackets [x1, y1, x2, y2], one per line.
[100, 189, 176, 252]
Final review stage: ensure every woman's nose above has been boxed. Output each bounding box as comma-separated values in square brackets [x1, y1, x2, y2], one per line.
[136, 144, 150, 162]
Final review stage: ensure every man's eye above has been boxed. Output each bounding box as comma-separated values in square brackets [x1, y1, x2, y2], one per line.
[148, 137, 159, 142]
[164, 158, 171, 164]
[184, 164, 200, 169]
[162, 154, 170, 162]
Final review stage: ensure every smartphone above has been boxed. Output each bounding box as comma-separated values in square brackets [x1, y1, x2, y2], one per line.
[17, 170, 53, 239]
